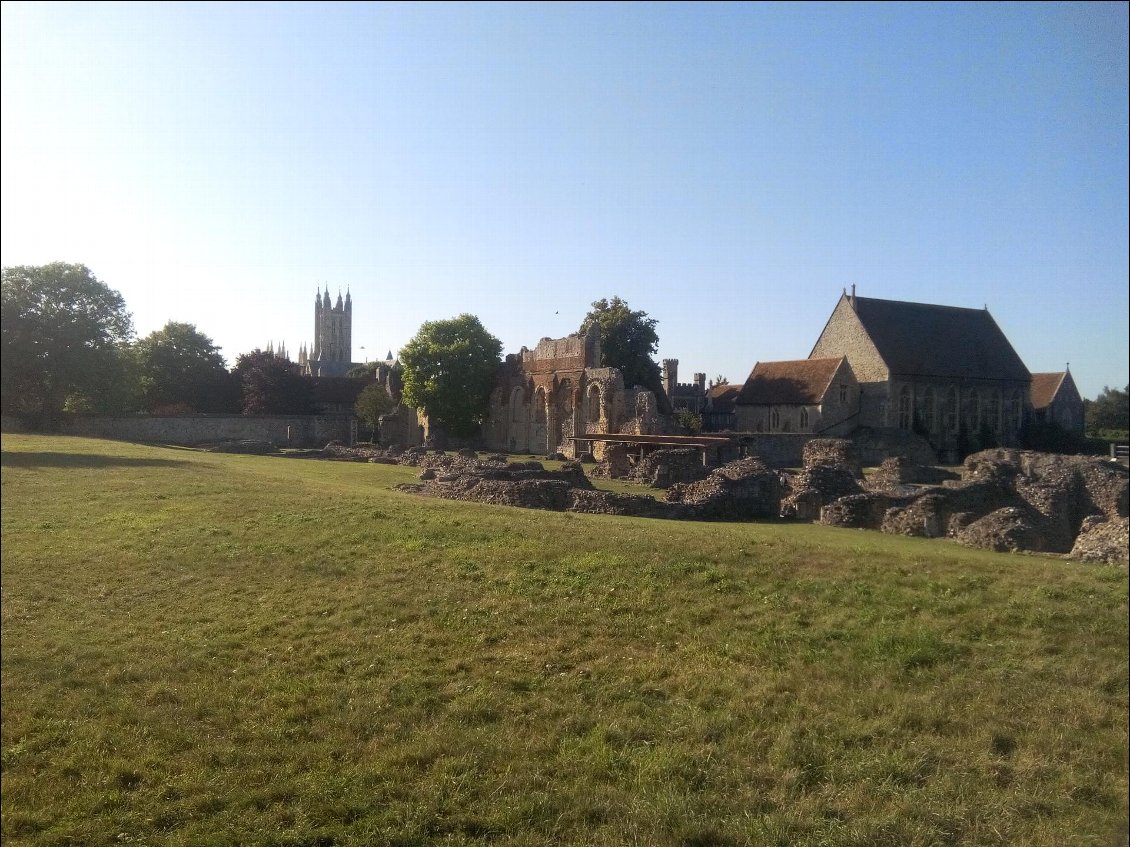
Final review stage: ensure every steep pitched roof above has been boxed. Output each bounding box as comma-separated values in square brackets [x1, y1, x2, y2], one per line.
[1030, 372, 1067, 411]
[736, 358, 845, 405]
[850, 296, 1030, 381]
[705, 383, 741, 413]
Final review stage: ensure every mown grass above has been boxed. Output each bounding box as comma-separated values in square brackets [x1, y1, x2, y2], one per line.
[1, 434, 1127, 847]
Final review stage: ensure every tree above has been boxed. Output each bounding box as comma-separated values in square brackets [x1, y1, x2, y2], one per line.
[578, 296, 667, 410]
[675, 408, 703, 434]
[355, 383, 396, 441]
[233, 350, 314, 415]
[399, 314, 502, 438]
[134, 322, 237, 413]
[713, 375, 729, 386]
[1085, 385, 1129, 436]
[1, 263, 134, 422]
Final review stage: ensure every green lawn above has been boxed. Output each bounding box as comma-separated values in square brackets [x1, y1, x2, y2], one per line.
[2, 434, 1127, 847]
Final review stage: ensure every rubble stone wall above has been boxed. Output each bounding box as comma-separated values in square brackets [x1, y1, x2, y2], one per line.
[58, 413, 353, 448]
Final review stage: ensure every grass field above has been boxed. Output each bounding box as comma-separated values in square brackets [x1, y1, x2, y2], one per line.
[2, 434, 1127, 847]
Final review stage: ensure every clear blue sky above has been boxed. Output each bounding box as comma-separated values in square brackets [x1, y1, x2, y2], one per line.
[2, 2, 1127, 399]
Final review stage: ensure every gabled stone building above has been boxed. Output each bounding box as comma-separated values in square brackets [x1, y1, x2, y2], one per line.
[1030, 370, 1085, 433]
[808, 289, 1031, 453]
[734, 357, 860, 436]
[483, 325, 664, 457]
[702, 383, 741, 432]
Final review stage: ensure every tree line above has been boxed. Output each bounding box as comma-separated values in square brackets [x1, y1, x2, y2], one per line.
[2, 263, 669, 438]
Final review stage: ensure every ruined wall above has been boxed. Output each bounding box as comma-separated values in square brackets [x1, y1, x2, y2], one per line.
[485, 327, 656, 457]
[378, 404, 426, 448]
[58, 414, 353, 447]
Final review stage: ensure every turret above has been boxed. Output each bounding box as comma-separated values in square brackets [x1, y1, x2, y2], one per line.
[662, 359, 679, 400]
[345, 289, 352, 312]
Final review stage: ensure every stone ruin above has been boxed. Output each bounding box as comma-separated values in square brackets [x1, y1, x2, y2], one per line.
[626, 448, 710, 488]
[664, 458, 782, 519]
[397, 452, 779, 522]
[323, 439, 1127, 563]
[820, 448, 1129, 563]
[778, 439, 864, 520]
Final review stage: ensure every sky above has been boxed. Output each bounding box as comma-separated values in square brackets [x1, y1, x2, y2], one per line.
[2, 1, 1127, 400]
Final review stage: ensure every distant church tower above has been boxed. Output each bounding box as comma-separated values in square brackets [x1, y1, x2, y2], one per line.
[299, 286, 357, 377]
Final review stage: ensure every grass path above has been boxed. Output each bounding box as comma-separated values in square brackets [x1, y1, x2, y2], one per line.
[2, 435, 1127, 846]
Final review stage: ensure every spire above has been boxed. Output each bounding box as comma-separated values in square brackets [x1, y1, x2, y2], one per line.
[345, 288, 352, 311]
[335, 290, 344, 310]
[323, 286, 331, 308]
[386, 349, 393, 361]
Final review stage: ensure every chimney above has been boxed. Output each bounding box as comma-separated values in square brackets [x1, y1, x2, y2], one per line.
[850, 284, 856, 309]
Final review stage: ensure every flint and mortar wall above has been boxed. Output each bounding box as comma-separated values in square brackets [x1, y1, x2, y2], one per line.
[57, 414, 354, 447]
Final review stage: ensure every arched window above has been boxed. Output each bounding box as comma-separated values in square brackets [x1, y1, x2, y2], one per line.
[770, 409, 781, 431]
[510, 387, 525, 423]
[986, 389, 1002, 434]
[586, 384, 601, 424]
[921, 386, 936, 433]
[799, 408, 810, 430]
[963, 389, 980, 432]
[898, 386, 912, 430]
[1007, 390, 1022, 435]
[943, 387, 958, 434]
[533, 388, 547, 424]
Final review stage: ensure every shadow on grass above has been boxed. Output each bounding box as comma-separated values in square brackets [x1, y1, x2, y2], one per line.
[0, 451, 194, 470]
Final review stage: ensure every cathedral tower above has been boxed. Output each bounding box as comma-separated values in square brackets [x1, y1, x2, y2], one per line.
[304, 286, 356, 377]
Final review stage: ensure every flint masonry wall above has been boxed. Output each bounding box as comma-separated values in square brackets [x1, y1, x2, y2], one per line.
[58, 414, 354, 447]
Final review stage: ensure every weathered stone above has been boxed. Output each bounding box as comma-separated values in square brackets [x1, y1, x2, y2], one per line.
[589, 443, 632, 479]
[820, 493, 893, 529]
[627, 448, 708, 488]
[665, 458, 781, 519]
[803, 438, 862, 477]
[954, 505, 1055, 553]
[780, 465, 862, 518]
[1069, 516, 1129, 564]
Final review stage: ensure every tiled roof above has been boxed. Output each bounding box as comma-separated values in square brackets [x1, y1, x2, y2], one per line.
[1030, 372, 1067, 410]
[706, 383, 741, 413]
[736, 358, 845, 405]
[852, 296, 1030, 381]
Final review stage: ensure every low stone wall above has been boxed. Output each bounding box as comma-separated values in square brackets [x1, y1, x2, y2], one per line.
[57, 413, 354, 448]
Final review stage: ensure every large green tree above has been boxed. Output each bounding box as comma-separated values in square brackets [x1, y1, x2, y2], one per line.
[399, 314, 502, 438]
[233, 350, 314, 415]
[578, 296, 667, 409]
[1085, 385, 1129, 436]
[1, 263, 134, 421]
[135, 322, 238, 413]
[354, 383, 397, 441]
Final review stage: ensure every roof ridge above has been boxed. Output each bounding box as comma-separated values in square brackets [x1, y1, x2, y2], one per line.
[855, 295, 988, 314]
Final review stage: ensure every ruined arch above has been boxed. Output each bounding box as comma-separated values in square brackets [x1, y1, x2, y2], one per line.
[586, 383, 601, 424]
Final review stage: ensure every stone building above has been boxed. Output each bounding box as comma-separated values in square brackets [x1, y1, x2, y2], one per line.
[661, 359, 707, 415]
[483, 325, 664, 457]
[809, 289, 1031, 453]
[298, 287, 362, 377]
[702, 383, 741, 431]
[733, 357, 860, 436]
[1030, 370, 1085, 433]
